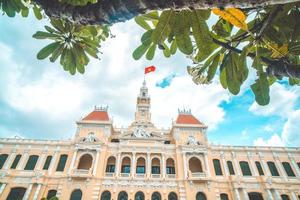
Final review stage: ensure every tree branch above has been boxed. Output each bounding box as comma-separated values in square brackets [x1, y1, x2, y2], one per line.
[33, 0, 300, 25]
[212, 38, 300, 79]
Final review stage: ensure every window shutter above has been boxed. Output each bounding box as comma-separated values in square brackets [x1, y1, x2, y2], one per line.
[267, 162, 280, 176]
[43, 156, 52, 170]
[240, 161, 252, 176]
[0, 154, 9, 169]
[227, 161, 235, 175]
[56, 154, 68, 172]
[282, 162, 295, 177]
[10, 155, 22, 169]
[24, 155, 39, 170]
[213, 159, 223, 176]
[255, 161, 264, 176]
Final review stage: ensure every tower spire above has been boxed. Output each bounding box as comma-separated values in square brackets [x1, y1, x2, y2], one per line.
[135, 80, 151, 122]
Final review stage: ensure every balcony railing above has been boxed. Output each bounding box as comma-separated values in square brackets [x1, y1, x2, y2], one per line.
[151, 174, 161, 178]
[72, 169, 92, 178]
[166, 174, 176, 179]
[189, 172, 206, 179]
[105, 172, 114, 177]
[120, 173, 130, 177]
[136, 173, 146, 178]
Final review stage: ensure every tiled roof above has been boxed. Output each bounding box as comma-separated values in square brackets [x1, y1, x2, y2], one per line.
[176, 114, 202, 125]
[83, 110, 109, 121]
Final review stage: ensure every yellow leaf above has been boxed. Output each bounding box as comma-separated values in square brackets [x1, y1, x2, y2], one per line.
[212, 8, 248, 30]
[269, 43, 288, 58]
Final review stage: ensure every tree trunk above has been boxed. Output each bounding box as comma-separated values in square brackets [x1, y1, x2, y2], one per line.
[34, 0, 300, 26]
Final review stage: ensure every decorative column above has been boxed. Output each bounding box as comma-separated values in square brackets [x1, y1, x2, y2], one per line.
[17, 150, 29, 170]
[274, 190, 281, 200]
[234, 188, 241, 200]
[220, 151, 229, 176]
[33, 184, 42, 200]
[22, 183, 33, 200]
[242, 189, 249, 200]
[68, 148, 78, 175]
[147, 153, 151, 178]
[48, 149, 59, 175]
[37, 150, 47, 170]
[288, 153, 300, 177]
[247, 152, 257, 176]
[182, 152, 188, 179]
[273, 153, 286, 181]
[116, 153, 121, 177]
[3, 150, 16, 170]
[0, 183, 7, 197]
[162, 154, 166, 178]
[204, 152, 211, 177]
[93, 149, 100, 176]
[266, 189, 274, 200]
[259, 153, 270, 176]
[232, 152, 241, 176]
[290, 191, 297, 200]
[131, 152, 136, 177]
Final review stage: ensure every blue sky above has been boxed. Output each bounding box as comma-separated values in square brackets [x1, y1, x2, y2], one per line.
[0, 13, 299, 147]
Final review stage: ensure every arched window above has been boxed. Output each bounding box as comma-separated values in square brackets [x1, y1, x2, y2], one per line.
[248, 192, 264, 200]
[136, 157, 146, 174]
[101, 191, 111, 200]
[118, 191, 128, 200]
[166, 158, 175, 174]
[281, 194, 290, 200]
[196, 192, 207, 200]
[6, 187, 27, 200]
[43, 156, 52, 170]
[106, 156, 116, 173]
[255, 161, 264, 176]
[168, 192, 178, 200]
[189, 157, 202, 173]
[10, 154, 22, 169]
[151, 158, 161, 174]
[213, 159, 223, 176]
[135, 191, 145, 200]
[47, 190, 57, 199]
[0, 154, 9, 169]
[239, 161, 252, 176]
[152, 192, 161, 200]
[220, 193, 229, 200]
[24, 155, 39, 170]
[121, 157, 131, 173]
[282, 162, 295, 177]
[70, 189, 82, 200]
[227, 161, 235, 175]
[267, 161, 280, 176]
[56, 154, 68, 172]
[78, 154, 93, 170]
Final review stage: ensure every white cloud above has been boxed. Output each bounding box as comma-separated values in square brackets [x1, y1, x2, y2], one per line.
[253, 134, 285, 147]
[249, 83, 297, 117]
[241, 129, 249, 140]
[263, 124, 274, 133]
[282, 109, 300, 146]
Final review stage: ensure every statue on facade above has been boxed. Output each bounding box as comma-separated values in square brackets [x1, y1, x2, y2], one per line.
[132, 127, 151, 138]
[187, 135, 200, 145]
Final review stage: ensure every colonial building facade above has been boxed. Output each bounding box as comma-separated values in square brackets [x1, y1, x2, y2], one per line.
[0, 81, 300, 200]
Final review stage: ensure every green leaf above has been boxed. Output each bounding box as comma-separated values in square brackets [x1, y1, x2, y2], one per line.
[251, 72, 270, 105]
[174, 11, 193, 55]
[207, 54, 220, 81]
[170, 40, 177, 55]
[225, 52, 248, 95]
[33, 6, 43, 20]
[50, 44, 64, 63]
[220, 68, 227, 89]
[21, 7, 29, 17]
[289, 77, 300, 85]
[141, 30, 153, 46]
[135, 16, 151, 30]
[162, 43, 171, 58]
[33, 31, 60, 40]
[37, 42, 60, 60]
[191, 10, 215, 61]
[133, 43, 151, 60]
[151, 10, 175, 45]
[146, 44, 156, 60]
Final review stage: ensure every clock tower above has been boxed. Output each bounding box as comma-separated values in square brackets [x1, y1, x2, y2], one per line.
[135, 79, 151, 123]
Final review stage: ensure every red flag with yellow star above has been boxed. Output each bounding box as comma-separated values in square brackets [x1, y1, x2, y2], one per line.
[144, 66, 156, 74]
